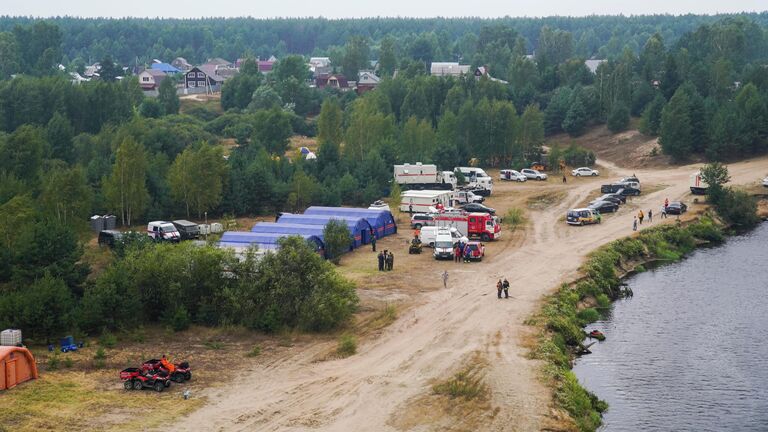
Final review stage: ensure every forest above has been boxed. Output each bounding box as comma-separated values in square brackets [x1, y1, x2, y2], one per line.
[1, 15, 768, 338]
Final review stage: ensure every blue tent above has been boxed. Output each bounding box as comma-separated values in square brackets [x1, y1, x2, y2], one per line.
[217, 241, 279, 252]
[303, 207, 397, 237]
[220, 231, 325, 251]
[276, 214, 372, 244]
[251, 222, 360, 249]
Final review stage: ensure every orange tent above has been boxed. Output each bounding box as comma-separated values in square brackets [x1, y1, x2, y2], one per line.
[0, 346, 38, 390]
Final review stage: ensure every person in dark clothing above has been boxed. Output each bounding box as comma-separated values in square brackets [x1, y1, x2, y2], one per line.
[377, 251, 384, 271]
[562, 175, 567, 183]
[503, 278, 510, 298]
[497, 279, 503, 299]
[648, 209, 653, 223]
[387, 252, 394, 270]
[371, 235, 376, 252]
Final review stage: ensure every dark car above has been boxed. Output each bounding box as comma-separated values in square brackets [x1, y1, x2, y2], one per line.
[588, 200, 619, 213]
[598, 195, 623, 206]
[603, 192, 627, 203]
[98, 230, 124, 248]
[460, 203, 496, 215]
[600, 184, 624, 194]
[616, 187, 641, 197]
[666, 201, 688, 215]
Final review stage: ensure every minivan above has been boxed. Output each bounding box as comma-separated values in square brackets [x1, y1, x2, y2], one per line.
[566, 208, 601, 226]
[433, 230, 456, 260]
[420, 226, 466, 248]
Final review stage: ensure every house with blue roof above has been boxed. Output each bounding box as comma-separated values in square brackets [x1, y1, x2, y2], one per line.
[150, 62, 181, 74]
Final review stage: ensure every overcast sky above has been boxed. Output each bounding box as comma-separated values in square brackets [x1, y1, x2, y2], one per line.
[2, 0, 766, 18]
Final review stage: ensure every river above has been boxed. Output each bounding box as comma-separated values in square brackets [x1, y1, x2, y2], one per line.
[573, 223, 768, 432]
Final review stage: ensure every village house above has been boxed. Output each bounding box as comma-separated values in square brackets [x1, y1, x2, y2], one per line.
[138, 69, 167, 90]
[150, 62, 181, 74]
[356, 70, 380, 94]
[430, 62, 471, 77]
[171, 57, 192, 72]
[309, 57, 332, 76]
[184, 66, 224, 93]
[315, 73, 351, 90]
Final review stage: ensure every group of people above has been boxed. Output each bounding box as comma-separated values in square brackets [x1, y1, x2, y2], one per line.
[496, 278, 510, 299]
[453, 241, 473, 263]
[632, 198, 672, 231]
[377, 250, 395, 271]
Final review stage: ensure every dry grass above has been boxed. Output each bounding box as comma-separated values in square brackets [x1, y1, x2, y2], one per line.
[526, 191, 567, 210]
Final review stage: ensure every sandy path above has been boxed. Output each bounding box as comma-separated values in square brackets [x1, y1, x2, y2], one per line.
[172, 157, 768, 432]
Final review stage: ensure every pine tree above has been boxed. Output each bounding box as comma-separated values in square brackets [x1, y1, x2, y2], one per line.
[659, 88, 692, 161]
[158, 77, 179, 115]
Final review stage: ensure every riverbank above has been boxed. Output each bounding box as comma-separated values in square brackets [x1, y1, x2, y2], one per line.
[528, 215, 726, 431]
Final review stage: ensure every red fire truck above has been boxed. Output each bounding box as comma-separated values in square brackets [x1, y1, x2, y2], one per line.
[433, 212, 501, 241]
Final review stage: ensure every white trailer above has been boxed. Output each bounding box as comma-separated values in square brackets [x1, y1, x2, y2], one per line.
[454, 166, 494, 196]
[400, 190, 454, 213]
[394, 163, 456, 190]
[690, 171, 709, 195]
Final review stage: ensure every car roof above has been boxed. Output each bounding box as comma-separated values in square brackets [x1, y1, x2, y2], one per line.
[569, 208, 592, 212]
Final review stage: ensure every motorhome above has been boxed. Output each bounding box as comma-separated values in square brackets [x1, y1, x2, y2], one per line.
[690, 171, 709, 195]
[400, 190, 454, 213]
[393, 163, 456, 190]
[454, 167, 494, 196]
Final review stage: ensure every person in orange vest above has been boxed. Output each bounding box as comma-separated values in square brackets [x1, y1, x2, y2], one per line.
[638, 209, 644, 225]
[161, 355, 176, 373]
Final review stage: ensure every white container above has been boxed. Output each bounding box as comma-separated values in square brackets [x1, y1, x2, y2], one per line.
[198, 224, 211, 235]
[1, 329, 22, 346]
[210, 222, 223, 233]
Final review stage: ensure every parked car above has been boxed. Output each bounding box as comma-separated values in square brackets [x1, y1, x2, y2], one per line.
[98, 230, 124, 248]
[463, 241, 485, 261]
[411, 213, 435, 229]
[597, 195, 623, 206]
[616, 187, 641, 197]
[460, 203, 496, 215]
[588, 200, 619, 213]
[620, 175, 640, 184]
[499, 169, 527, 182]
[572, 167, 600, 177]
[520, 168, 548, 181]
[566, 208, 601, 226]
[147, 221, 181, 242]
[602, 192, 627, 204]
[433, 230, 456, 260]
[666, 201, 688, 215]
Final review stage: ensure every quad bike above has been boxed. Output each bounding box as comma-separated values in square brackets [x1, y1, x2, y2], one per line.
[120, 367, 170, 392]
[141, 359, 192, 383]
[408, 240, 422, 254]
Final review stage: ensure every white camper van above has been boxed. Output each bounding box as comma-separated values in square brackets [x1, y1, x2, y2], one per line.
[455, 167, 494, 196]
[393, 163, 456, 190]
[400, 190, 454, 213]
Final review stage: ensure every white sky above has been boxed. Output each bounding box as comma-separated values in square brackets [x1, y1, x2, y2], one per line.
[2, 0, 766, 18]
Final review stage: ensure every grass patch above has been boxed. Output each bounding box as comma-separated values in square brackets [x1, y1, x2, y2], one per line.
[527, 191, 567, 210]
[503, 208, 527, 231]
[98, 331, 117, 348]
[47, 353, 60, 371]
[370, 304, 397, 330]
[203, 340, 224, 350]
[245, 345, 262, 357]
[432, 363, 488, 400]
[336, 334, 357, 358]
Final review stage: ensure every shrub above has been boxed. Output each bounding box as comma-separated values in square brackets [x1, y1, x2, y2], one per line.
[99, 331, 117, 348]
[94, 347, 106, 360]
[607, 104, 630, 133]
[336, 334, 357, 357]
[63, 357, 74, 368]
[504, 208, 527, 231]
[595, 294, 610, 309]
[246, 345, 262, 357]
[169, 306, 191, 332]
[323, 220, 353, 264]
[204, 340, 224, 350]
[432, 366, 487, 400]
[47, 353, 60, 371]
[576, 308, 600, 325]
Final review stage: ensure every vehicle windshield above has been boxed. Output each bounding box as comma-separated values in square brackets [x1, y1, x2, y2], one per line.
[435, 241, 453, 248]
[161, 224, 177, 232]
[567, 211, 578, 217]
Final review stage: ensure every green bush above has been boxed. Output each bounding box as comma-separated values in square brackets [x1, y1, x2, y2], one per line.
[576, 308, 600, 325]
[432, 367, 487, 400]
[323, 220, 353, 264]
[504, 208, 527, 231]
[94, 347, 106, 360]
[336, 334, 357, 357]
[246, 345, 262, 357]
[595, 294, 610, 309]
[63, 357, 74, 368]
[47, 353, 60, 371]
[169, 306, 191, 332]
[99, 331, 117, 348]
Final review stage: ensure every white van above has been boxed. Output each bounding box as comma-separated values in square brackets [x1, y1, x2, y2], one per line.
[147, 221, 181, 242]
[433, 230, 456, 260]
[455, 167, 494, 195]
[419, 226, 466, 248]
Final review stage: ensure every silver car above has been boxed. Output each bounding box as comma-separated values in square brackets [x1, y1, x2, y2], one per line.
[520, 169, 548, 181]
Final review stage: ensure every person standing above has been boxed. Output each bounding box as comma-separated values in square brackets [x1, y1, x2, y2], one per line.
[496, 279, 503, 299]
[377, 251, 385, 271]
[633, 216, 638, 231]
[442, 270, 449, 289]
[453, 244, 460, 263]
[464, 246, 471, 263]
[371, 235, 377, 252]
[562, 174, 567, 183]
[661, 205, 667, 219]
[503, 278, 510, 299]
[409, 200, 413, 214]
[648, 209, 653, 223]
[638, 209, 644, 224]
[388, 251, 394, 271]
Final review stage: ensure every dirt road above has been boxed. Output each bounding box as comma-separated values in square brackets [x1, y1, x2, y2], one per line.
[172, 157, 768, 432]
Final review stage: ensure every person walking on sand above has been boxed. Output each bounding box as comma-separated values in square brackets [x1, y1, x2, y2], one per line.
[633, 216, 638, 231]
[377, 251, 384, 271]
[442, 270, 449, 289]
[503, 278, 510, 299]
[648, 209, 653, 223]
[497, 279, 503, 299]
[638, 209, 644, 224]
[388, 251, 394, 271]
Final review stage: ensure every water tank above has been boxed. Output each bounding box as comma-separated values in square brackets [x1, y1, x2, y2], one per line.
[89, 215, 104, 232]
[103, 215, 117, 230]
[1, 329, 22, 346]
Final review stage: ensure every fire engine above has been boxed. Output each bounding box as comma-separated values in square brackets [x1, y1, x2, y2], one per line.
[433, 211, 501, 242]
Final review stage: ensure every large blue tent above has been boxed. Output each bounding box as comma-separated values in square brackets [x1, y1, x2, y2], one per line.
[276, 214, 372, 244]
[251, 222, 360, 249]
[220, 232, 325, 253]
[303, 207, 397, 237]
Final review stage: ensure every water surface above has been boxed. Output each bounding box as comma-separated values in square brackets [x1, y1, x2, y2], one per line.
[574, 223, 768, 431]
